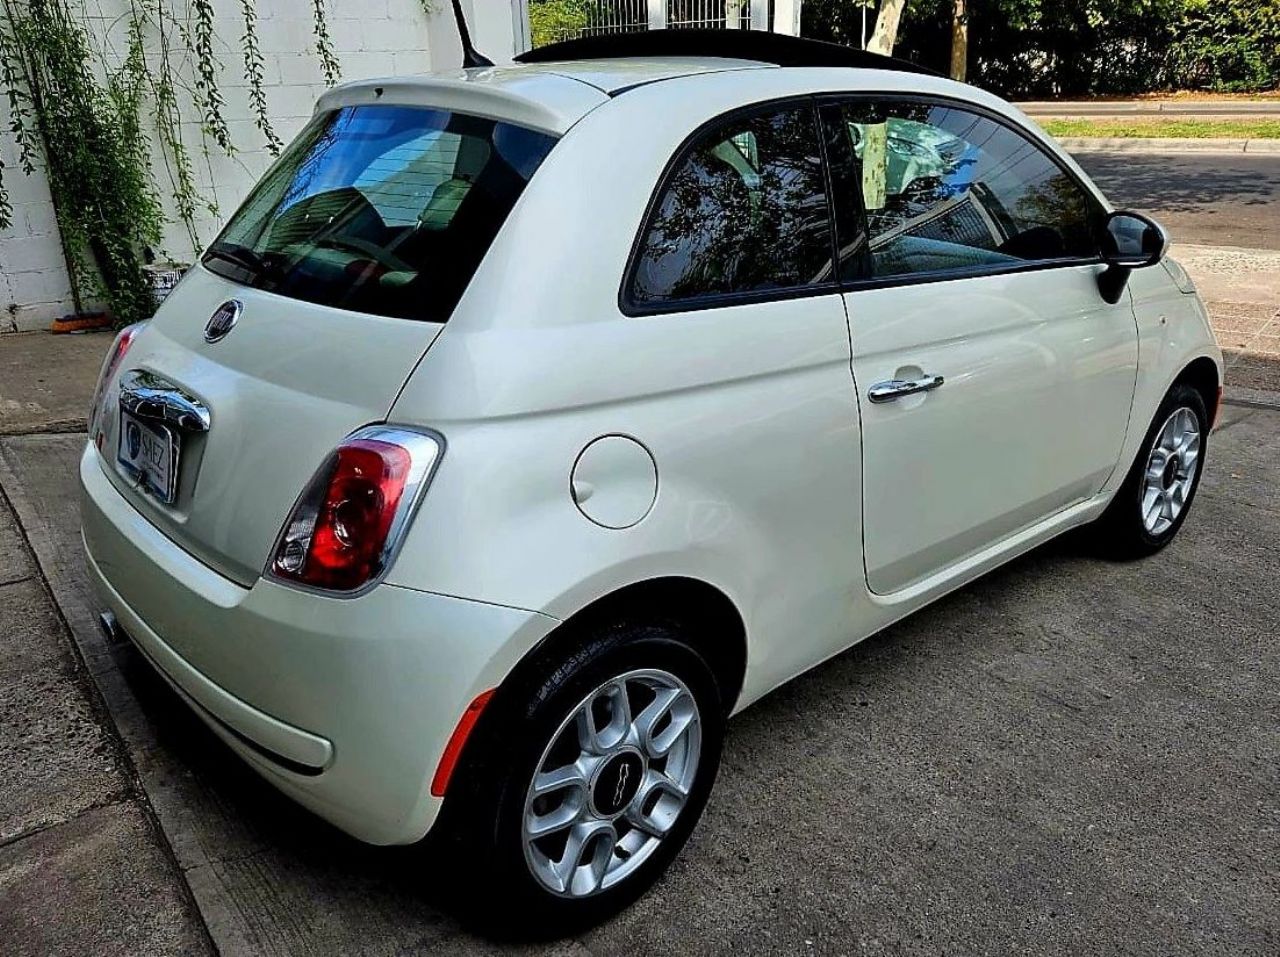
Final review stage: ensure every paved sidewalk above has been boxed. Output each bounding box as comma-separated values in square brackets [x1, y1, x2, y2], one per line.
[1172, 244, 1280, 396]
[1020, 99, 1280, 118]
[0, 331, 112, 436]
[0, 477, 210, 954]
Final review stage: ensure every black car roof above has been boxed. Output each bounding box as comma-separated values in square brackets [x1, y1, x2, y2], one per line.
[514, 29, 941, 78]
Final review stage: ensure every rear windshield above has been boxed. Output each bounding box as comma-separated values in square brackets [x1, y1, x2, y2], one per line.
[202, 105, 557, 322]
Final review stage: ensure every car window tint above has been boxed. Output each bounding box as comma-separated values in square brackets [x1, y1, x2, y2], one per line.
[825, 101, 1100, 281]
[630, 103, 835, 306]
[204, 105, 556, 323]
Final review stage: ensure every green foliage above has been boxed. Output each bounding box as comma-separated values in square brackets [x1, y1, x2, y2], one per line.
[803, 0, 1280, 96]
[312, 0, 342, 86]
[2, 0, 162, 322]
[530, 0, 593, 48]
[193, 0, 233, 152]
[240, 0, 282, 155]
[1169, 0, 1280, 92]
[147, 0, 209, 247]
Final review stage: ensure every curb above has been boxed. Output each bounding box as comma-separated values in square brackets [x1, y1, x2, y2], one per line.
[0, 418, 88, 438]
[1055, 136, 1280, 155]
[1020, 100, 1280, 117]
[1223, 385, 1280, 413]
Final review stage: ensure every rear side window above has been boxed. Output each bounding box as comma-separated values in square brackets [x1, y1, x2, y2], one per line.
[628, 102, 835, 309]
[821, 100, 1101, 282]
[203, 105, 557, 322]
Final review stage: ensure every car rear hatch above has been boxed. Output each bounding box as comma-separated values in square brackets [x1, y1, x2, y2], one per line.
[92, 80, 594, 585]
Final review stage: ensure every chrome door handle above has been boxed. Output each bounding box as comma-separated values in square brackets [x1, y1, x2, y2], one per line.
[867, 374, 945, 404]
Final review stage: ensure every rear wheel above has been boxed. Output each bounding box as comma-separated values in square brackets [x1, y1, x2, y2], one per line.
[1092, 382, 1208, 558]
[443, 623, 724, 935]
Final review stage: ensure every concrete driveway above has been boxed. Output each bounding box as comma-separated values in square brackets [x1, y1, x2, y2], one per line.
[0, 399, 1275, 955]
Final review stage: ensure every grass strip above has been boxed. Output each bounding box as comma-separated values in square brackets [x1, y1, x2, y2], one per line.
[1041, 118, 1280, 139]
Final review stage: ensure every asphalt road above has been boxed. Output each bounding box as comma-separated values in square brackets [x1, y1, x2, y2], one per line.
[1077, 151, 1280, 250]
[1, 403, 1276, 955]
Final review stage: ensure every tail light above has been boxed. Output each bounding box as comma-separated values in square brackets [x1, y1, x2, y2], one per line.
[89, 321, 146, 430]
[268, 426, 442, 594]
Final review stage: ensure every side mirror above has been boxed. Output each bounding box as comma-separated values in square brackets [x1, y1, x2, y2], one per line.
[1097, 210, 1169, 304]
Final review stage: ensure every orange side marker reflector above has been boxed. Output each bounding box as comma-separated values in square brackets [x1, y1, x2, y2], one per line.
[430, 689, 495, 797]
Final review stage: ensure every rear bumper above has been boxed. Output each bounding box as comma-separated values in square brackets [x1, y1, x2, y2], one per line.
[79, 442, 557, 845]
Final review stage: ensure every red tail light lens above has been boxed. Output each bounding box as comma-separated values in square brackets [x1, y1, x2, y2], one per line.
[269, 427, 443, 593]
[89, 321, 145, 430]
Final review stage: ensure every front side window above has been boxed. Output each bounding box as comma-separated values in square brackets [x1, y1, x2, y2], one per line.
[203, 105, 557, 322]
[629, 103, 835, 308]
[821, 100, 1101, 282]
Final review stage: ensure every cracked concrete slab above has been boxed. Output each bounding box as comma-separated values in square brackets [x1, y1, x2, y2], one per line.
[0, 655, 125, 845]
[0, 800, 210, 957]
[0, 578, 61, 680]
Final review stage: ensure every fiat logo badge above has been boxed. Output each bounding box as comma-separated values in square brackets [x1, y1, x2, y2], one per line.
[204, 300, 242, 343]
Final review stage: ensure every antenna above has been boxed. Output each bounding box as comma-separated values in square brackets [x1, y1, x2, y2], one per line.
[451, 0, 494, 68]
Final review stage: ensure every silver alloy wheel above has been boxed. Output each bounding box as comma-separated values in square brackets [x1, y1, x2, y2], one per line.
[1141, 406, 1201, 536]
[521, 668, 702, 899]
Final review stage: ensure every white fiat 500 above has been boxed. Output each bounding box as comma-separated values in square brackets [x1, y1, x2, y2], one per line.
[81, 31, 1221, 929]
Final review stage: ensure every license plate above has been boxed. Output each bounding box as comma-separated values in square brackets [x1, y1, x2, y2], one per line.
[118, 410, 179, 503]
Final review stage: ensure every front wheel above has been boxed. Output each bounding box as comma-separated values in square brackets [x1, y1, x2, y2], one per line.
[1091, 382, 1209, 559]
[442, 623, 724, 935]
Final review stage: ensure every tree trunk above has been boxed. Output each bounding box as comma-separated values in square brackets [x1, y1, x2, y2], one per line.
[950, 0, 968, 82]
[867, 0, 907, 56]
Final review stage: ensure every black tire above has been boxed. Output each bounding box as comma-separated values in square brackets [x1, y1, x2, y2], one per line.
[1091, 382, 1209, 559]
[436, 621, 725, 938]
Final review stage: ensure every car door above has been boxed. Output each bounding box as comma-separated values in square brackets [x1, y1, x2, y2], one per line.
[818, 97, 1139, 595]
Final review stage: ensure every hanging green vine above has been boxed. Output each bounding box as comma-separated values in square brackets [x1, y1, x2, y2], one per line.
[312, 0, 342, 86]
[0, 21, 36, 171]
[1, 0, 161, 323]
[148, 0, 208, 248]
[0, 14, 34, 230]
[192, 0, 232, 153]
[0, 158, 10, 230]
[109, 19, 156, 220]
[240, 0, 281, 155]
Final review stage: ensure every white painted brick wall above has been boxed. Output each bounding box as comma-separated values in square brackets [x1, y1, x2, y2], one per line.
[0, 0, 519, 331]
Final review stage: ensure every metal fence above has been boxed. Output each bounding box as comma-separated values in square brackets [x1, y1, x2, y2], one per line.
[580, 0, 649, 36]
[664, 0, 755, 30]
[532, 0, 780, 45]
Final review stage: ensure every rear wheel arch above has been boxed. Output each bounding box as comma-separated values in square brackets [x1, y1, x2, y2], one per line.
[518, 577, 749, 717]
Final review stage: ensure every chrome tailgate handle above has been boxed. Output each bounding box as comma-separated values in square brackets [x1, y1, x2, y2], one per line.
[119, 369, 211, 433]
[868, 374, 945, 404]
